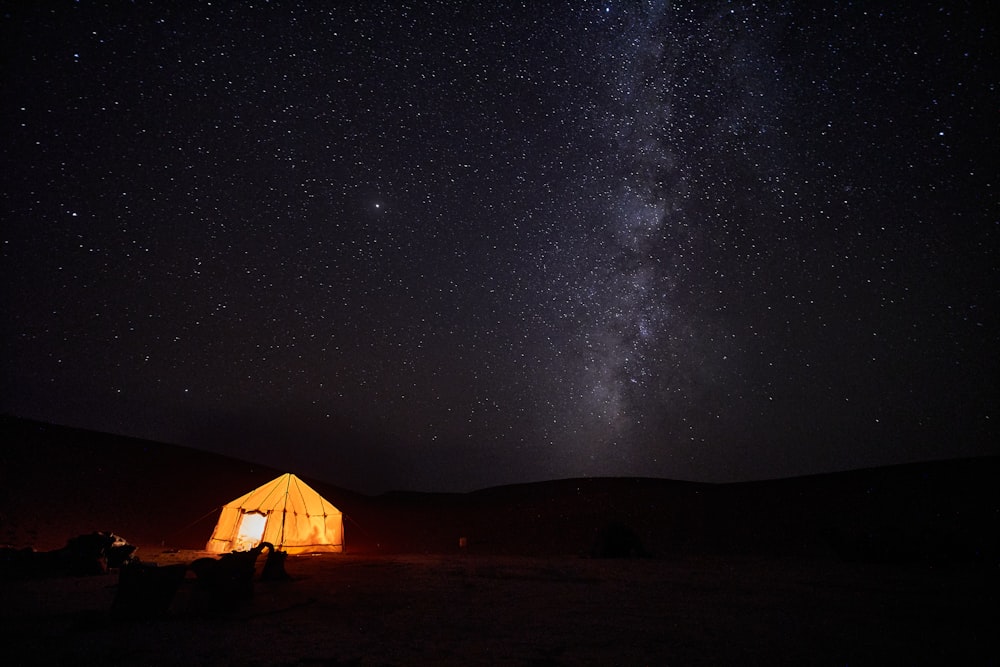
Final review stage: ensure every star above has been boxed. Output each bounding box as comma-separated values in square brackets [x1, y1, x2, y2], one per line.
[0, 1, 993, 492]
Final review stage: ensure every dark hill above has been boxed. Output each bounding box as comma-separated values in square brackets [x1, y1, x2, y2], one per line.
[0, 415, 364, 550]
[1, 415, 996, 563]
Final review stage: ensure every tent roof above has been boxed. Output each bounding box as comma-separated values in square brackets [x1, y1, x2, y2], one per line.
[224, 472, 341, 517]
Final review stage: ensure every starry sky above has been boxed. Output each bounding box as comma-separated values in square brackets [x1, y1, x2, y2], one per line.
[2, 2, 996, 493]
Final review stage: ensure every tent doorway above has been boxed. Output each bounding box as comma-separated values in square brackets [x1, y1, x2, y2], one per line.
[234, 511, 268, 551]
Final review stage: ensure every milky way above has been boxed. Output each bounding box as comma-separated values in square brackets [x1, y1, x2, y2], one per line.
[2, 2, 996, 492]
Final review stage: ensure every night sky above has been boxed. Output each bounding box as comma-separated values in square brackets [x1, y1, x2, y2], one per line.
[2, 2, 996, 493]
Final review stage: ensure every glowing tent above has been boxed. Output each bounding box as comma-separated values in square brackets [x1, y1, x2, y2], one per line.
[206, 473, 344, 554]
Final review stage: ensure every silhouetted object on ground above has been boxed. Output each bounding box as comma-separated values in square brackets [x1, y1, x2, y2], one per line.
[0, 531, 136, 579]
[260, 546, 291, 581]
[590, 522, 647, 558]
[65, 531, 137, 570]
[189, 541, 275, 610]
[0, 547, 38, 579]
[111, 559, 188, 619]
[107, 541, 138, 569]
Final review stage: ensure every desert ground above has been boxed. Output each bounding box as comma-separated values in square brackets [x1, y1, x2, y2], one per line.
[1, 417, 997, 664]
[4, 549, 995, 666]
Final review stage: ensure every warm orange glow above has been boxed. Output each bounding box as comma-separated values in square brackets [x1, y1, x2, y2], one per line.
[205, 473, 344, 554]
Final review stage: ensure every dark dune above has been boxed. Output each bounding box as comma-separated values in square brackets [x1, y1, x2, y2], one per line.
[0, 415, 348, 550]
[2, 415, 998, 664]
[348, 462, 1000, 564]
[2, 414, 996, 564]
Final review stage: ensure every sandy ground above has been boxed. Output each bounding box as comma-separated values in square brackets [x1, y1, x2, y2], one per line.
[3, 549, 995, 666]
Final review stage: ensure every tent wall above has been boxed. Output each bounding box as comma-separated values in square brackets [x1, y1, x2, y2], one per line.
[261, 509, 343, 554]
[205, 473, 344, 554]
[206, 506, 244, 553]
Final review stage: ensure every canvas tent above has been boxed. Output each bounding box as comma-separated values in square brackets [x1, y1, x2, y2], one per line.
[206, 473, 344, 554]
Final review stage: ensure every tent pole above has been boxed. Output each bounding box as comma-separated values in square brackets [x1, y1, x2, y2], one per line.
[279, 475, 290, 548]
